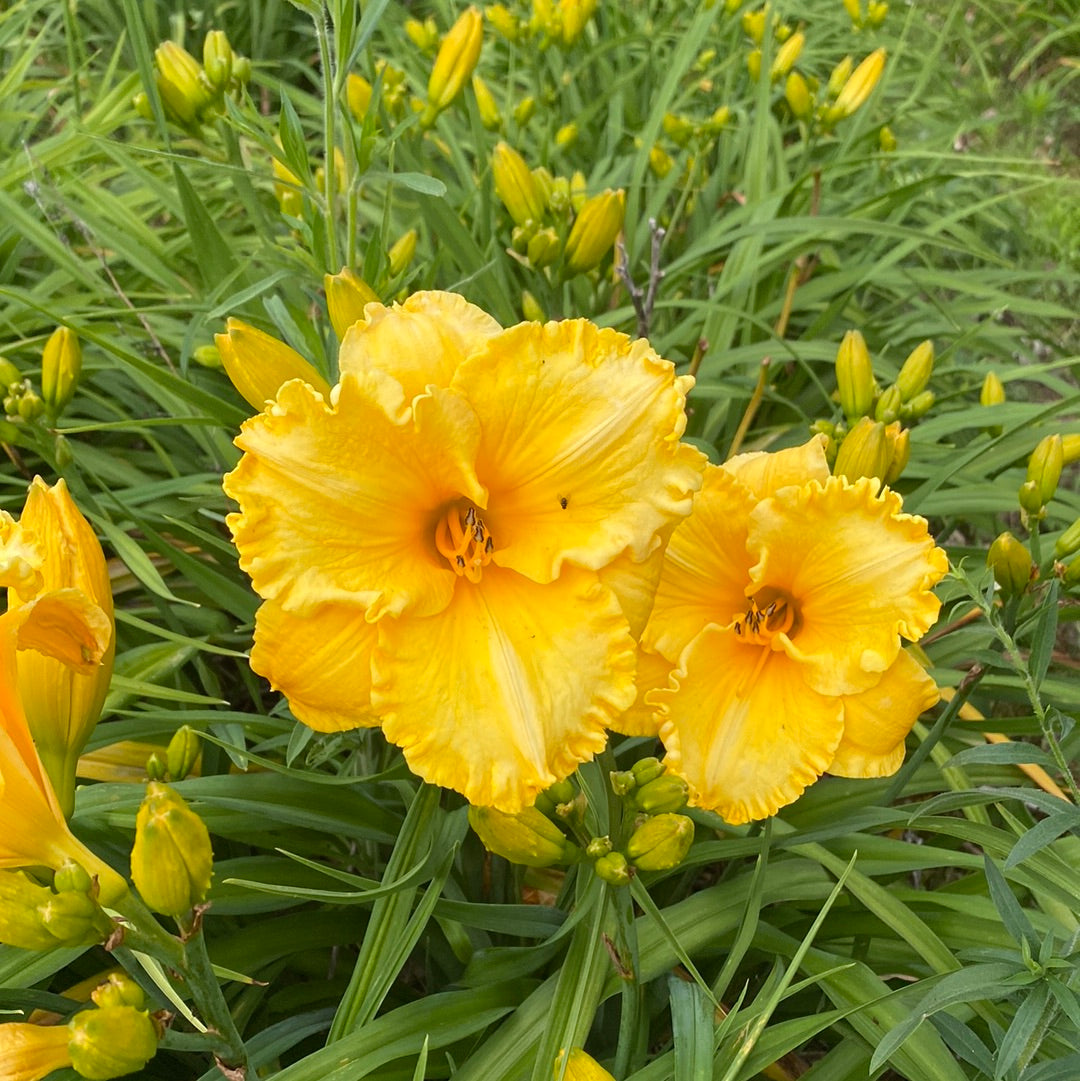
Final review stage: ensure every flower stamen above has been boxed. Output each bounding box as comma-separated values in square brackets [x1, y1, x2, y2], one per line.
[434, 503, 494, 583]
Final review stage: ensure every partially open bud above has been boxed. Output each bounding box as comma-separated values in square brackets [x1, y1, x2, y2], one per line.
[492, 142, 545, 227]
[896, 340, 934, 401]
[833, 417, 890, 485]
[166, 726, 200, 782]
[202, 30, 234, 91]
[626, 813, 695, 871]
[633, 774, 689, 814]
[325, 268, 380, 340]
[1026, 434, 1064, 506]
[41, 327, 82, 419]
[835, 330, 875, 421]
[472, 75, 501, 129]
[422, 7, 483, 126]
[564, 189, 625, 275]
[828, 48, 886, 121]
[593, 851, 630, 886]
[68, 1004, 158, 1080]
[215, 318, 331, 410]
[469, 804, 577, 867]
[130, 782, 213, 917]
[988, 532, 1033, 598]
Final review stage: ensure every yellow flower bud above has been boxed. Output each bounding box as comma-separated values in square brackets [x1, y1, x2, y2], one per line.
[40, 326, 82, 419]
[662, 112, 695, 147]
[874, 384, 902, 424]
[843, 0, 862, 24]
[166, 726, 200, 782]
[1054, 518, 1080, 560]
[1061, 433, 1080, 463]
[521, 290, 546, 323]
[593, 850, 630, 886]
[68, 1005, 158, 1080]
[0, 869, 99, 950]
[555, 121, 579, 148]
[867, 1, 888, 25]
[232, 55, 251, 84]
[834, 417, 891, 484]
[569, 170, 587, 212]
[1062, 552, 1080, 589]
[215, 317, 331, 410]
[388, 229, 418, 277]
[626, 813, 695, 871]
[746, 48, 762, 81]
[830, 47, 886, 120]
[785, 70, 812, 118]
[980, 371, 1005, 407]
[485, 3, 521, 41]
[130, 782, 213, 917]
[527, 227, 562, 267]
[648, 144, 675, 178]
[201, 30, 233, 91]
[1026, 434, 1064, 506]
[835, 330, 875, 420]
[558, 1048, 617, 1081]
[1018, 479, 1045, 518]
[513, 95, 537, 126]
[153, 41, 211, 125]
[0, 1021, 72, 1081]
[324, 268, 380, 340]
[771, 30, 804, 79]
[564, 189, 625, 274]
[896, 340, 934, 401]
[405, 16, 440, 52]
[827, 55, 853, 99]
[558, 0, 597, 46]
[987, 532, 1033, 598]
[633, 774, 689, 814]
[741, 8, 767, 44]
[90, 973, 146, 1011]
[705, 105, 732, 134]
[272, 142, 304, 217]
[492, 141, 546, 226]
[883, 423, 910, 484]
[472, 75, 501, 130]
[468, 804, 577, 867]
[422, 6, 483, 126]
[879, 125, 897, 152]
[532, 166, 555, 209]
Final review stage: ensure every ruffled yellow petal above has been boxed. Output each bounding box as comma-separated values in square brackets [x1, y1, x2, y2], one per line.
[723, 433, 830, 499]
[0, 512, 43, 601]
[610, 646, 672, 737]
[372, 565, 635, 811]
[455, 320, 704, 584]
[224, 376, 486, 620]
[251, 598, 379, 732]
[748, 476, 947, 695]
[595, 539, 667, 641]
[657, 627, 844, 824]
[641, 465, 753, 663]
[338, 290, 502, 401]
[830, 649, 940, 777]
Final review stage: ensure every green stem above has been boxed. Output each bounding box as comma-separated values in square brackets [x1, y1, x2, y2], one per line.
[316, 5, 340, 271]
[611, 883, 644, 1079]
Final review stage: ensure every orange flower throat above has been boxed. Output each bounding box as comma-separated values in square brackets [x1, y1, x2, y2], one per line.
[435, 502, 494, 583]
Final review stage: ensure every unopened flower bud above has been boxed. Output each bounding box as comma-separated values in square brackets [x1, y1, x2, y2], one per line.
[0, 355, 20, 388]
[867, 1, 888, 25]
[422, 7, 483, 126]
[771, 30, 804, 79]
[626, 813, 695, 871]
[648, 144, 675, 178]
[388, 229, 418, 277]
[980, 371, 1005, 406]
[0, 869, 104, 951]
[232, 55, 252, 84]
[585, 836, 612, 860]
[192, 344, 223, 369]
[988, 532, 1033, 598]
[741, 8, 767, 43]
[829, 48, 886, 121]
[166, 726, 200, 781]
[492, 141, 545, 227]
[559, 0, 598, 45]
[1062, 553, 1080, 589]
[879, 125, 897, 152]
[1061, 434, 1080, 463]
[133, 91, 153, 120]
[874, 384, 902, 424]
[662, 112, 695, 147]
[843, 0, 862, 24]
[564, 189, 625, 274]
[68, 1004, 158, 1080]
[90, 973, 146, 1011]
[216, 318, 331, 410]
[1054, 518, 1080, 560]
[746, 48, 762, 82]
[835, 330, 875, 421]
[472, 75, 501, 129]
[883, 425, 910, 484]
[569, 170, 587, 212]
[593, 851, 630, 886]
[154, 41, 211, 125]
[630, 756, 664, 787]
[705, 105, 732, 133]
[468, 804, 577, 867]
[521, 290, 546, 323]
[785, 71, 812, 118]
[827, 55, 853, 99]
[324, 268, 379, 340]
[1017, 479, 1044, 518]
[513, 95, 536, 126]
[202, 30, 234, 91]
[405, 16, 440, 52]
[896, 340, 934, 401]
[527, 227, 561, 267]
[146, 751, 167, 781]
[39, 889, 102, 944]
[17, 389, 44, 422]
[609, 770, 636, 796]
[834, 417, 890, 484]
[633, 774, 689, 814]
[41, 326, 82, 418]
[485, 3, 520, 41]
[900, 389, 935, 420]
[555, 121, 579, 148]
[1027, 434, 1064, 505]
[130, 782, 213, 917]
[347, 73, 373, 121]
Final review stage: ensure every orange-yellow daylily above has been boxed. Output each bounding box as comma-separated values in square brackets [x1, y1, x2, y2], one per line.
[0, 1022, 72, 1081]
[628, 435, 947, 824]
[0, 509, 126, 903]
[223, 291, 705, 811]
[4, 479, 114, 816]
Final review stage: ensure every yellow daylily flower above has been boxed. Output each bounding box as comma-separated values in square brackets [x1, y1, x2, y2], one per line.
[631, 435, 946, 824]
[4, 479, 114, 816]
[224, 291, 705, 811]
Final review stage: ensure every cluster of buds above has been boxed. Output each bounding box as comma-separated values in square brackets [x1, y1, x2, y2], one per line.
[135, 32, 251, 129]
[1018, 434, 1065, 527]
[814, 331, 935, 486]
[491, 142, 625, 278]
[485, 0, 598, 49]
[0, 862, 111, 952]
[843, 0, 889, 29]
[0, 325, 84, 444]
[347, 60, 411, 129]
[0, 974, 159, 1081]
[468, 759, 696, 887]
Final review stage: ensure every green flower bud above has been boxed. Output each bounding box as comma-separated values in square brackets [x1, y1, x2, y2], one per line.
[388, 229, 418, 277]
[132, 91, 154, 120]
[166, 726, 200, 781]
[1054, 518, 1080, 560]
[585, 836, 612, 860]
[835, 330, 875, 421]
[662, 112, 695, 147]
[630, 756, 664, 786]
[549, 176, 571, 215]
[472, 75, 501, 130]
[17, 388, 44, 421]
[192, 344, 223, 369]
[531, 167, 555, 211]
[154, 41, 212, 125]
[53, 860, 93, 894]
[0, 867, 107, 950]
[521, 290, 546, 323]
[0, 355, 20, 387]
[145, 751, 167, 781]
[564, 189, 625, 275]
[785, 71, 813, 118]
[879, 125, 897, 152]
[883, 425, 910, 484]
[527, 227, 560, 268]
[626, 813, 695, 871]
[1027, 434, 1064, 506]
[492, 141, 545, 227]
[833, 417, 890, 485]
[513, 95, 536, 126]
[896, 340, 934, 401]
[130, 782, 213, 917]
[593, 851, 630, 886]
[232, 55, 252, 84]
[555, 122, 579, 148]
[1018, 479, 1045, 519]
[39, 890, 101, 944]
[202, 30, 234, 91]
[899, 389, 935, 420]
[325, 267, 380, 340]
[1063, 552, 1080, 589]
[90, 973, 146, 1011]
[468, 804, 576, 867]
[609, 770, 636, 796]
[874, 384, 902, 424]
[68, 1005, 158, 1080]
[633, 774, 689, 814]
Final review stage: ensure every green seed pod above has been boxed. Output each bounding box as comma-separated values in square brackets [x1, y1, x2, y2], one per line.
[68, 1005, 158, 1080]
[130, 782, 213, 917]
[987, 532, 1032, 598]
[468, 804, 576, 867]
[633, 774, 689, 814]
[626, 813, 695, 871]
